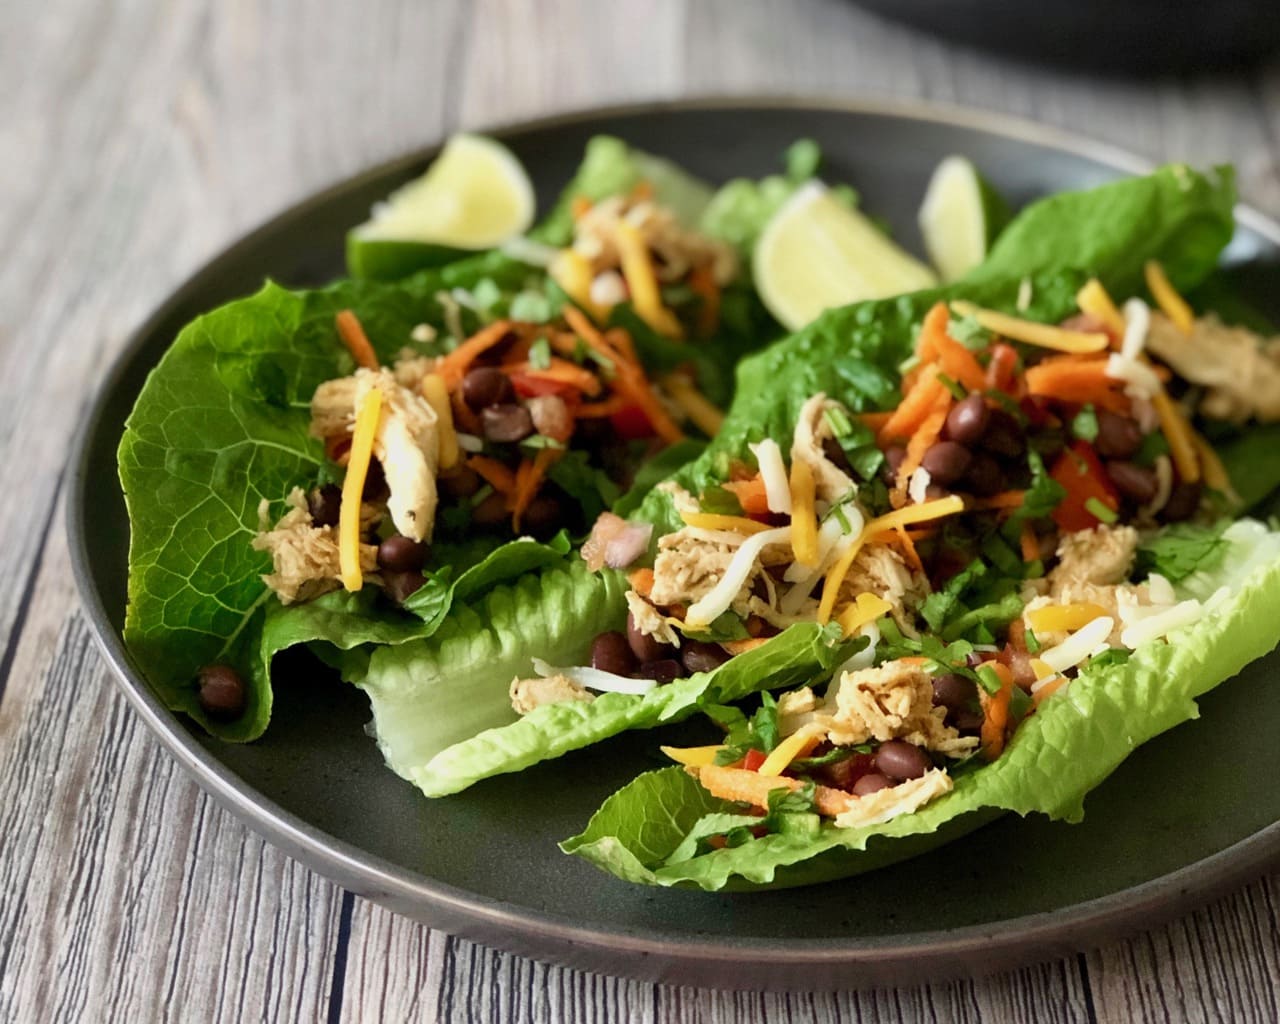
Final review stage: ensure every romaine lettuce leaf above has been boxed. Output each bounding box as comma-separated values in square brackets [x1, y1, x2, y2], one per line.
[562, 523, 1280, 889]
[410, 622, 855, 797]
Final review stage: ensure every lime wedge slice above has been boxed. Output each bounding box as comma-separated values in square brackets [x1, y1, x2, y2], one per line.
[753, 182, 938, 331]
[918, 155, 1011, 283]
[347, 134, 536, 280]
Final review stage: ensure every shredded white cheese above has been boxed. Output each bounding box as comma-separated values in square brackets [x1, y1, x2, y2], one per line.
[589, 270, 627, 308]
[1119, 600, 1203, 648]
[749, 439, 793, 515]
[907, 466, 932, 505]
[531, 658, 658, 695]
[1039, 616, 1116, 673]
[684, 526, 792, 626]
[1121, 298, 1151, 360]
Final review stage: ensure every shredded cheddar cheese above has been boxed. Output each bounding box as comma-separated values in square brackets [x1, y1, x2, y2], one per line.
[660, 744, 723, 767]
[680, 511, 774, 535]
[662, 373, 724, 435]
[1151, 387, 1201, 484]
[757, 723, 827, 777]
[836, 592, 894, 637]
[1075, 279, 1125, 337]
[817, 496, 965, 623]
[615, 221, 684, 339]
[950, 301, 1109, 354]
[549, 250, 608, 323]
[420, 373, 459, 470]
[1026, 602, 1110, 634]
[1190, 429, 1233, 496]
[1144, 260, 1194, 334]
[340, 388, 383, 592]
[789, 459, 819, 567]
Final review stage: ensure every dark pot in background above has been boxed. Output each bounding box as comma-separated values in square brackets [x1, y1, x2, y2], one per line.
[851, 0, 1280, 74]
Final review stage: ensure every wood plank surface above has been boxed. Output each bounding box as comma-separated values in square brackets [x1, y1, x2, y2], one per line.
[2, 0, 1279, 1020]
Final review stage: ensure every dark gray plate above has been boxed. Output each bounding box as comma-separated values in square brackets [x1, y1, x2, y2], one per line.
[68, 98, 1280, 989]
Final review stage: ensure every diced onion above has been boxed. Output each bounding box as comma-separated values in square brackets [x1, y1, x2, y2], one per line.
[1039, 616, 1115, 673]
[531, 658, 658, 695]
[750, 439, 792, 515]
[1120, 298, 1150, 360]
[684, 526, 792, 627]
[907, 466, 932, 505]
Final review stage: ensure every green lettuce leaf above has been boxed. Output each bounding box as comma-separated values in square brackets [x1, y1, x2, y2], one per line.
[563, 524, 1280, 889]
[410, 622, 855, 797]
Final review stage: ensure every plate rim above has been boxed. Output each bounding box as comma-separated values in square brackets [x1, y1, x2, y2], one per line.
[66, 93, 1280, 987]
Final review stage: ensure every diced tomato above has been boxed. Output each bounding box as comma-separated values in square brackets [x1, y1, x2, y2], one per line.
[742, 748, 768, 772]
[510, 372, 578, 400]
[610, 403, 656, 440]
[1049, 441, 1120, 532]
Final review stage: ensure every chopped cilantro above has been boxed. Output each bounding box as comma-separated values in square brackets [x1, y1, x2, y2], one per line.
[1084, 497, 1118, 524]
[766, 779, 816, 821]
[1135, 521, 1230, 583]
[824, 407, 885, 481]
[508, 289, 554, 323]
[681, 612, 751, 644]
[469, 277, 503, 312]
[949, 315, 992, 350]
[711, 692, 781, 765]
[941, 590, 1024, 643]
[1007, 686, 1034, 728]
[919, 561, 987, 633]
[528, 336, 552, 370]
[981, 532, 1023, 578]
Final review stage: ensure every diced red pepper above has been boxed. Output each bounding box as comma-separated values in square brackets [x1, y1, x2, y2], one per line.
[1049, 441, 1120, 532]
[741, 748, 768, 772]
[610, 403, 656, 440]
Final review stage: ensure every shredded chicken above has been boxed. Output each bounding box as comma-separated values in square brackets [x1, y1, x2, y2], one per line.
[838, 543, 928, 633]
[625, 591, 681, 647]
[573, 195, 738, 286]
[1050, 524, 1139, 591]
[392, 351, 435, 393]
[509, 673, 594, 715]
[791, 393, 857, 505]
[818, 660, 978, 757]
[310, 368, 441, 542]
[251, 488, 377, 604]
[1146, 312, 1280, 423]
[648, 529, 744, 609]
[832, 768, 953, 829]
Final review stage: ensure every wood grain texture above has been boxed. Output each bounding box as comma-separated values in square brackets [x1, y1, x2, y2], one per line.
[2, 0, 1280, 1019]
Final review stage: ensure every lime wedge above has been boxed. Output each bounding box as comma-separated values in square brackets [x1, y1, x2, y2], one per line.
[347, 134, 536, 280]
[753, 182, 938, 331]
[918, 155, 1011, 283]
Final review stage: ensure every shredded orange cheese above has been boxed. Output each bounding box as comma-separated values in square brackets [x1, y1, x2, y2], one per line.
[1144, 260, 1194, 334]
[1075, 279, 1125, 337]
[660, 745, 723, 767]
[615, 221, 684, 339]
[662, 373, 724, 435]
[836, 592, 894, 637]
[950, 301, 1109, 354]
[339, 388, 383, 591]
[789, 459, 819, 567]
[1151, 387, 1201, 484]
[1026, 602, 1109, 634]
[680, 511, 774, 535]
[549, 250, 608, 322]
[757, 723, 827, 777]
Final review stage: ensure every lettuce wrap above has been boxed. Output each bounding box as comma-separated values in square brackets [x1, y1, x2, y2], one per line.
[118, 136, 804, 741]
[355, 164, 1262, 799]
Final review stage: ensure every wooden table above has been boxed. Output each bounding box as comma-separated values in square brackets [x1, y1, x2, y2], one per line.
[4, 0, 1280, 1019]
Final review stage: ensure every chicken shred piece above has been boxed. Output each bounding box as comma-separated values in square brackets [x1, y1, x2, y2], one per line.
[790, 393, 857, 505]
[1146, 312, 1280, 424]
[252, 488, 377, 604]
[573, 195, 738, 286]
[832, 769, 953, 829]
[509, 674, 594, 715]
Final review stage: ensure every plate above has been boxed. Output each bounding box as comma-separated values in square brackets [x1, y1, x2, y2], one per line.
[68, 98, 1280, 989]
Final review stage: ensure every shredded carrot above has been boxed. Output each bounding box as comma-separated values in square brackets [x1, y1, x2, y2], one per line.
[1020, 522, 1039, 562]
[986, 342, 1019, 393]
[575, 395, 630, 418]
[511, 447, 559, 530]
[1024, 357, 1128, 410]
[859, 411, 894, 431]
[467, 456, 517, 496]
[981, 663, 1014, 761]
[628, 568, 655, 598]
[722, 475, 771, 516]
[563, 305, 684, 444]
[969, 490, 1029, 511]
[878, 370, 949, 444]
[894, 525, 924, 575]
[503, 357, 603, 396]
[893, 402, 950, 498]
[687, 265, 721, 337]
[920, 302, 986, 392]
[435, 320, 515, 387]
[604, 327, 639, 365]
[335, 310, 380, 370]
[1151, 387, 1201, 484]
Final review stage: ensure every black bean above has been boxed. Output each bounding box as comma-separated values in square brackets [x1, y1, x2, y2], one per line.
[1094, 409, 1143, 459]
[519, 494, 563, 539]
[883, 444, 907, 479]
[924, 483, 950, 501]
[461, 366, 515, 410]
[982, 409, 1025, 459]
[1032, 428, 1066, 462]
[932, 672, 978, 712]
[822, 436, 853, 474]
[308, 484, 342, 528]
[627, 611, 677, 663]
[377, 534, 428, 572]
[944, 394, 990, 445]
[383, 569, 426, 603]
[874, 739, 932, 781]
[591, 631, 638, 676]
[950, 709, 985, 734]
[965, 453, 1004, 497]
[362, 459, 388, 502]
[851, 772, 895, 797]
[639, 659, 683, 683]
[681, 640, 730, 675]
[1162, 480, 1203, 522]
[813, 753, 863, 791]
[482, 403, 534, 443]
[197, 664, 246, 720]
[921, 441, 973, 485]
[1107, 460, 1158, 504]
[472, 490, 509, 526]
[440, 466, 482, 500]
